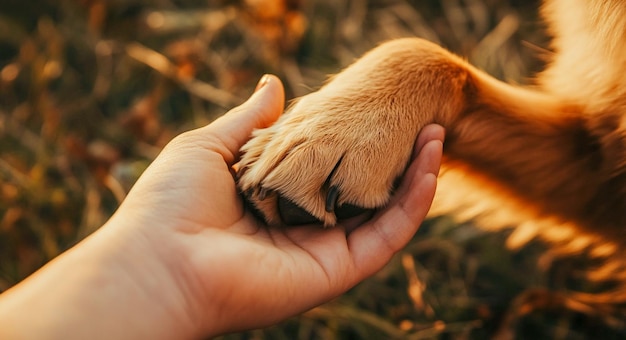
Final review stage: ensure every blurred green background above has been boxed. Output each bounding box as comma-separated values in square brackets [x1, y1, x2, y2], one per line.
[1, 0, 624, 338]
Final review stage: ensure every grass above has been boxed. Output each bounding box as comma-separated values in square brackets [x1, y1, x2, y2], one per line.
[1, 0, 624, 338]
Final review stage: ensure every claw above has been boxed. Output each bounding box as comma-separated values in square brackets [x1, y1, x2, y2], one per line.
[326, 186, 339, 212]
[321, 154, 370, 220]
[258, 187, 269, 201]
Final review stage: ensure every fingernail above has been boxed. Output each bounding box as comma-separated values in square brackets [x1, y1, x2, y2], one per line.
[255, 74, 271, 92]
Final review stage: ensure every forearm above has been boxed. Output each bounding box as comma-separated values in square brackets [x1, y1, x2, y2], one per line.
[0, 224, 200, 340]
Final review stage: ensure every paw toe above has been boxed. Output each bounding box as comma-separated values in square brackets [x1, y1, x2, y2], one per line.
[335, 203, 370, 220]
[278, 196, 321, 225]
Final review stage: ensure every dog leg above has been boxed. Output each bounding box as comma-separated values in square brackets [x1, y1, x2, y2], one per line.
[237, 37, 621, 240]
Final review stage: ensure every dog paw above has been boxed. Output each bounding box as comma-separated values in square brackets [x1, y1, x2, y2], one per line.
[237, 38, 467, 226]
[237, 90, 420, 226]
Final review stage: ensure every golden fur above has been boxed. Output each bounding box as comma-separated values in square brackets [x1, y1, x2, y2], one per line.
[237, 0, 626, 319]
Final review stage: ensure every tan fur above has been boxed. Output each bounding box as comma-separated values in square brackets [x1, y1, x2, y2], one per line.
[238, 0, 626, 314]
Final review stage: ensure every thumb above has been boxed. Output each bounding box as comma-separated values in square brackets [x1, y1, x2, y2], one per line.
[203, 74, 285, 162]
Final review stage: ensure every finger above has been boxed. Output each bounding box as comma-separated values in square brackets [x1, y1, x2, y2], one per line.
[412, 124, 445, 160]
[346, 140, 441, 279]
[396, 139, 443, 198]
[203, 74, 285, 163]
[348, 174, 437, 279]
[378, 139, 441, 239]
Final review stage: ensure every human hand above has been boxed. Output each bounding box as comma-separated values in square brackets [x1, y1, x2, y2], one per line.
[115, 74, 444, 336]
[0, 75, 443, 339]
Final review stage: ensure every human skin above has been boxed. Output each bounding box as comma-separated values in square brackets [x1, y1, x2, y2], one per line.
[0, 75, 443, 339]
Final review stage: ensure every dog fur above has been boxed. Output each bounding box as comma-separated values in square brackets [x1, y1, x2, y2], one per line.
[237, 0, 626, 319]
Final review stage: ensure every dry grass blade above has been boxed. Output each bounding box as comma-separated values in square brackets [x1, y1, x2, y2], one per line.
[126, 42, 243, 107]
[305, 304, 407, 338]
[401, 253, 429, 313]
